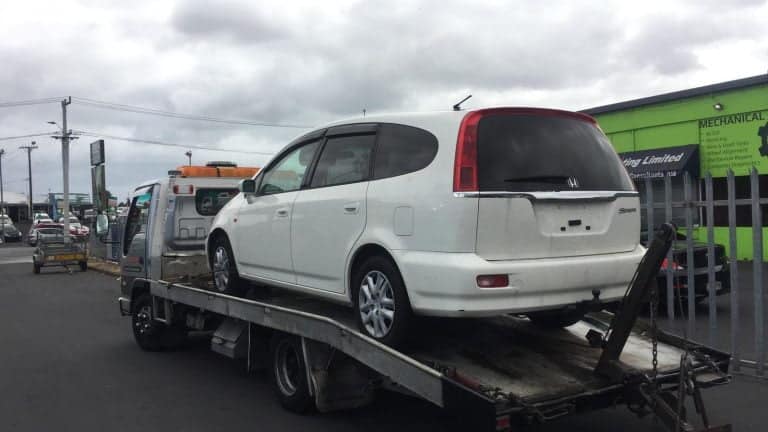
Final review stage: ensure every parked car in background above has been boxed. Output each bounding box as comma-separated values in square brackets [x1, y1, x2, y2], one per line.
[208, 107, 643, 346]
[28, 219, 55, 246]
[1, 224, 22, 242]
[32, 224, 65, 246]
[58, 216, 90, 237]
[643, 231, 731, 304]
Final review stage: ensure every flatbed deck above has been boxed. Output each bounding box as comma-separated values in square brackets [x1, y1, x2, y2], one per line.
[145, 276, 730, 430]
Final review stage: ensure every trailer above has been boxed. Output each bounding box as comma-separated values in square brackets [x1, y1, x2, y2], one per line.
[117, 224, 732, 431]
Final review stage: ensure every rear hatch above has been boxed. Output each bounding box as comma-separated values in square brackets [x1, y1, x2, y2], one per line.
[462, 109, 639, 260]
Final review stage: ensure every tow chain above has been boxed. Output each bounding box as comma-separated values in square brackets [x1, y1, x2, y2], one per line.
[649, 281, 660, 421]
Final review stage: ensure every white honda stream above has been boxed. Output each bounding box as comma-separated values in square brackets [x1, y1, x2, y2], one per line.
[208, 107, 643, 346]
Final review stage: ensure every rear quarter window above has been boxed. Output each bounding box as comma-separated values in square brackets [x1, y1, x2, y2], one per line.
[373, 124, 438, 180]
[195, 189, 239, 216]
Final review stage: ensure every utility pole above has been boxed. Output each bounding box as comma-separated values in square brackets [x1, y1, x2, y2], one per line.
[52, 97, 76, 240]
[0, 148, 5, 239]
[19, 141, 38, 220]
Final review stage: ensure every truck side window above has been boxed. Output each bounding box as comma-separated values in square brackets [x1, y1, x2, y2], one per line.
[123, 186, 153, 255]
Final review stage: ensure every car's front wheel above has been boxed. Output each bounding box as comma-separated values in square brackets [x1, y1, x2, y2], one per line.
[352, 256, 412, 348]
[210, 235, 245, 296]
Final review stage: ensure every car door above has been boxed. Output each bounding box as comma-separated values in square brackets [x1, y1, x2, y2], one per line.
[235, 139, 322, 284]
[291, 125, 377, 293]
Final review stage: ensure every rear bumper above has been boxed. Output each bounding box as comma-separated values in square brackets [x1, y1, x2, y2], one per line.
[393, 245, 646, 317]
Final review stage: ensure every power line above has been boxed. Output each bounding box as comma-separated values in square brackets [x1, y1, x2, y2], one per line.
[0, 97, 64, 108]
[71, 97, 313, 128]
[0, 132, 58, 141]
[73, 130, 276, 156]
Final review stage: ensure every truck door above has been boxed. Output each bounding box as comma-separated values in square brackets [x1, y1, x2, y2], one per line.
[120, 185, 155, 284]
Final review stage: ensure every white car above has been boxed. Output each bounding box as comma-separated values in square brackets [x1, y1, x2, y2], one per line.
[58, 216, 90, 236]
[207, 107, 643, 346]
[28, 218, 55, 246]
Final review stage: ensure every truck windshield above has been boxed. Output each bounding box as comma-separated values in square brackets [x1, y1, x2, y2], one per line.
[477, 114, 635, 192]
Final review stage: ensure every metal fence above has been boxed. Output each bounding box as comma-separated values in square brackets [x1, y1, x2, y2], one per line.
[640, 167, 766, 377]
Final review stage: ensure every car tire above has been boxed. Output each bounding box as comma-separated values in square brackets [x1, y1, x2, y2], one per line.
[269, 333, 314, 413]
[528, 308, 585, 329]
[352, 255, 412, 348]
[132, 293, 175, 352]
[209, 235, 246, 296]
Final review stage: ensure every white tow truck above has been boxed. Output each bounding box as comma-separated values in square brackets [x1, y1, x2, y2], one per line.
[101, 169, 732, 432]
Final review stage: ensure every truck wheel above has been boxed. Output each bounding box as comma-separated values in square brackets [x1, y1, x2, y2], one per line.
[132, 294, 168, 351]
[528, 308, 585, 329]
[352, 256, 412, 348]
[210, 236, 245, 296]
[79, 261, 88, 272]
[269, 334, 314, 413]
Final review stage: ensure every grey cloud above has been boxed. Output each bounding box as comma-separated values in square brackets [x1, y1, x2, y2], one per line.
[171, 0, 284, 43]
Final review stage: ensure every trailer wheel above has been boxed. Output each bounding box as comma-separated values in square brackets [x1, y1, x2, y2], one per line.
[210, 236, 245, 296]
[269, 334, 313, 413]
[79, 261, 88, 272]
[352, 256, 412, 348]
[33, 261, 41, 274]
[527, 308, 585, 329]
[132, 294, 169, 351]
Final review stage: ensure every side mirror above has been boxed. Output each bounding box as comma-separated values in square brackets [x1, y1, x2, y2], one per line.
[96, 214, 109, 236]
[239, 179, 256, 195]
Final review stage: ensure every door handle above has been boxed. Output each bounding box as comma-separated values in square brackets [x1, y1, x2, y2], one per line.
[343, 202, 360, 214]
[275, 208, 289, 218]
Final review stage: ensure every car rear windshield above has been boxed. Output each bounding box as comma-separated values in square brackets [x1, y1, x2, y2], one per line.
[477, 114, 634, 192]
[195, 188, 238, 216]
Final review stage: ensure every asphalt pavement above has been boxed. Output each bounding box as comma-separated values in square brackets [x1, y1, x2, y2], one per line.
[0, 243, 766, 431]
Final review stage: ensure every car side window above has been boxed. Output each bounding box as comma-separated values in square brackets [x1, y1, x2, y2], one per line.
[123, 186, 153, 255]
[259, 140, 321, 195]
[373, 124, 438, 179]
[310, 134, 376, 188]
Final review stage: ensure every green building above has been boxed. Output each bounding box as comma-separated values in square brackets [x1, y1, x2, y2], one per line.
[584, 74, 768, 260]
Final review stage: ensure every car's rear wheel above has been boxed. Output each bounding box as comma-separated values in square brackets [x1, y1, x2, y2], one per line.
[352, 256, 412, 348]
[210, 235, 245, 296]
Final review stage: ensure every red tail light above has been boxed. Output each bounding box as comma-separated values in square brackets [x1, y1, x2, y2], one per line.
[476, 274, 509, 288]
[453, 108, 596, 193]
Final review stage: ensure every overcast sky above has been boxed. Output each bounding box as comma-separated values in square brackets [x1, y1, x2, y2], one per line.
[1, 0, 767, 201]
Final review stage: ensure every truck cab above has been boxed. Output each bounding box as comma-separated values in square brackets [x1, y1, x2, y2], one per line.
[117, 162, 259, 315]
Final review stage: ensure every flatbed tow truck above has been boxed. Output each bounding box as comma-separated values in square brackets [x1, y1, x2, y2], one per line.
[112, 217, 731, 431]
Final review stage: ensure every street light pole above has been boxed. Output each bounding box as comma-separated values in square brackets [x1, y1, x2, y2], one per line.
[19, 141, 38, 220]
[185, 150, 192, 166]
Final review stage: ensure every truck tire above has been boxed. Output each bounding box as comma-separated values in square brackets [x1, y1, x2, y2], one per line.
[210, 236, 246, 296]
[352, 255, 413, 348]
[269, 334, 314, 413]
[527, 308, 585, 329]
[132, 293, 185, 351]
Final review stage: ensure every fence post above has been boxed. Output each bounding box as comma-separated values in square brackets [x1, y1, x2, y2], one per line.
[684, 171, 696, 338]
[750, 167, 764, 376]
[727, 169, 740, 372]
[705, 172, 717, 347]
[664, 175, 675, 319]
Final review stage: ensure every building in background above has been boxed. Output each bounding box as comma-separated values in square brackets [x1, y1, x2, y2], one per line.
[584, 74, 768, 260]
[0, 191, 30, 222]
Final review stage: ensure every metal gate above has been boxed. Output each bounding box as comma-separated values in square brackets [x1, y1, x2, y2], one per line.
[639, 167, 766, 377]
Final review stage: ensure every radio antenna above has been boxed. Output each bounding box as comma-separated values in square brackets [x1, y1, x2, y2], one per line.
[452, 94, 472, 111]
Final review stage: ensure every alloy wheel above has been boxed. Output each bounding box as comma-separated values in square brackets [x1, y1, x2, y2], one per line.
[212, 246, 230, 291]
[358, 270, 395, 338]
